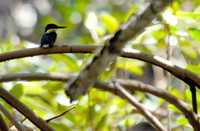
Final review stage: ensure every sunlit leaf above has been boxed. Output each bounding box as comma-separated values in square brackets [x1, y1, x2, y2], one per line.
[95, 114, 107, 130]
[176, 117, 188, 125]
[181, 46, 197, 59]
[100, 13, 119, 33]
[187, 64, 200, 75]
[168, 104, 180, 113]
[177, 11, 200, 19]
[10, 84, 24, 99]
[50, 122, 70, 131]
[117, 59, 143, 75]
[50, 54, 80, 72]
[188, 28, 200, 42]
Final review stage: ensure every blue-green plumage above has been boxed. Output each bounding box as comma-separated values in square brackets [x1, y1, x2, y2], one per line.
[40, 32, 57, 48]
[40, 24, 66, 48]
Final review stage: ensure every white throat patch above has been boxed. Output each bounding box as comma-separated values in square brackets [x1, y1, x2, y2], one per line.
[46, 29, 56, 33]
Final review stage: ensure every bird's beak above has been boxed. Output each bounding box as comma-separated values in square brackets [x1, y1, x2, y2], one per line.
[56, 26, 66, 29]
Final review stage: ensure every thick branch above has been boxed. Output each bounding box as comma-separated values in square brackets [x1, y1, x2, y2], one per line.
[0, 88, 54, 131]
[0, 45, 97, 62]
[65, 0, 172, 101]
[0, 73, 199, 130]
[0, 73, 73, 82]
[122, 51, 200, 89]
[0, 45, 199, 89]
[97, 80, 200, 130]
[114, 82, 166, 131]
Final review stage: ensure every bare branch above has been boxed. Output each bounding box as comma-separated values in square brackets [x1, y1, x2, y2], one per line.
[0, 45, 97, 62]
[121, 51, 200, 89]
[0, 45, 199, 89]
[0, 73, 199, 130]
[46, 106, 75, 123]
[65, 0, 172, 101]
[95, 80, 200, 131]
[0, 88, 54, 131]
[0, 103, 25, 131]
[0, 113, 8, 131]
[0, 73, 73, 82]
[113, 82, 166, 131]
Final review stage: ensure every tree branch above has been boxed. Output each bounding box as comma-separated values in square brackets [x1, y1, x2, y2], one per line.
[46, 106, 75, 123]
[0, 73, 198, 130]
[97, 79, 200, 131]
[0, 103, 25, 131]
[0, 45, 199, 89]
[65, 0, 172, 101]
[0, 113, 8, 131]
[0, 88, 54, 131]
[0, 73, 73, 82]
[113, 82, 166, 131]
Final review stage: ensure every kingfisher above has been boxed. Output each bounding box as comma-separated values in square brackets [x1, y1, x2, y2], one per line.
[40, 24, 66, 48]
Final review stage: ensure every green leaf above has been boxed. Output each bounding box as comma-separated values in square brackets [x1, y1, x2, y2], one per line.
[117, 59, 143, 75]
[177, 11, 200, 19]
[181, 46, 197, 59]
[100, 13, 119, 33]
[176, 117, 188, 125]
[95, 114, 107, 130]
[10, 84, 24, 99]
[50, 122, 70, 131]
[124, 5, 138, 21]
[168, 104, 180, 113]
[50, 54, 80, 72]
[187, 64, 200, 75]
[188, 28, 200, 42]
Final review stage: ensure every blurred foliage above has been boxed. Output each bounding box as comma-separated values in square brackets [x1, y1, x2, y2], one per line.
[0, 0, 200, 130]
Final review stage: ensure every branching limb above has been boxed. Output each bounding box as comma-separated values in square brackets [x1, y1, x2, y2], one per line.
[95, 79, 200, 131]
[65, 0, 172, 101]
[0, 73, 198, 130]
[0, 45, 200, 89]
[0, 88, 54, 131]
[0, 103, 25, 131]
[113, 81, 166, 131]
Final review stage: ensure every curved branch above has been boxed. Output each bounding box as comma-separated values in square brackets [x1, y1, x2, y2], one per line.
[96, 80, 200, 130]
[0, 113, 8, 131]
[0, 73, 73, 82]
[0, 45, 199, 89]
[0, 88, 54, 131]
[122, 51, 200, 89]
[114, 82, 166, 131]
[0, 103, 25, 131]
[0, 45, 96, 62]
[0, 73, 199, 130]
[46, 106, 75, 123]
[65, 0, 172, 101]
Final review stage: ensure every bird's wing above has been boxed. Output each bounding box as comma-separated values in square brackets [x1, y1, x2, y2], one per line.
[40, 32, 57, 45]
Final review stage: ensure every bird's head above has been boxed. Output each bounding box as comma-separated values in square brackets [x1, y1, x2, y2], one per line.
[45, 24, 66, 32]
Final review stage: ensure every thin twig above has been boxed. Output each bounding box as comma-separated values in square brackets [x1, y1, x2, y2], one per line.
[0, 103, 25, 131]
[46, 106, 75, 123]
[97, 79, 200, 131]
[0, 88, 54, 131]
[0, 73, 199, 130]
[0, 113, 8, 131]
[0, 73, 199, 129]
[113, 81, 166, 131]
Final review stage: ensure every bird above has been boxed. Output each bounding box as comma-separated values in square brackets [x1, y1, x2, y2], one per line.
[40, 24, 66, 48]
